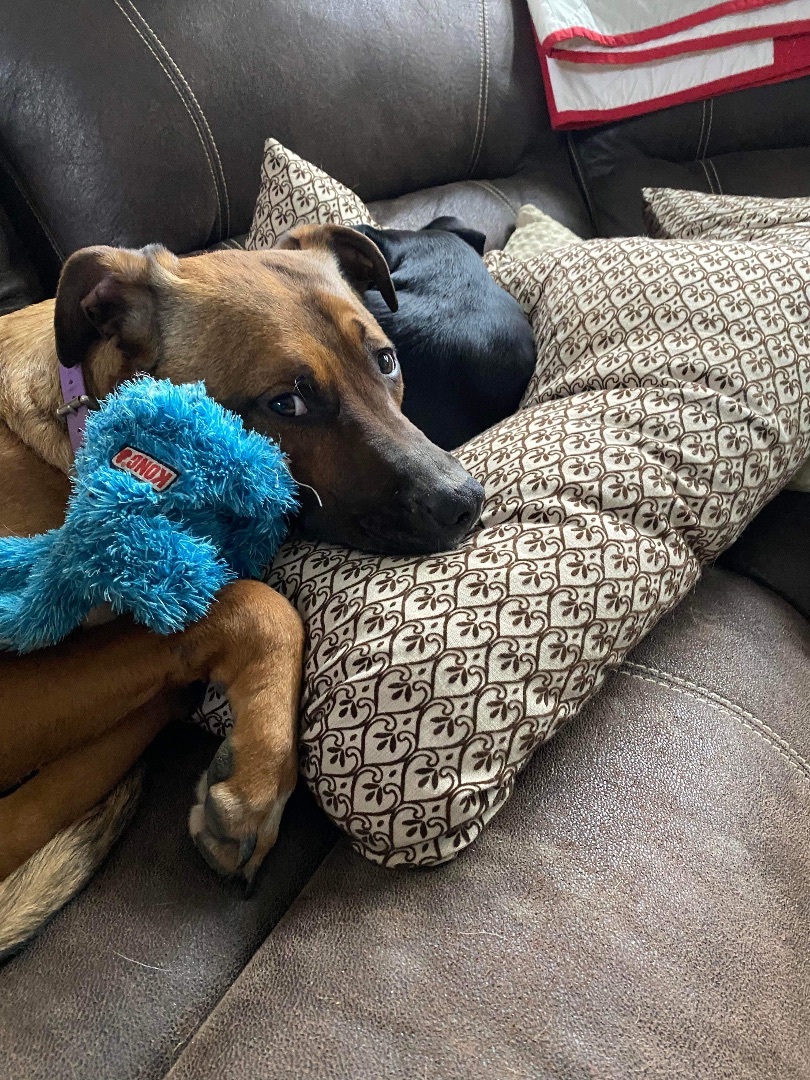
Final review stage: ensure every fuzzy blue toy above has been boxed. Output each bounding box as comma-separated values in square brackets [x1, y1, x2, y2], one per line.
[0, 377, 298, 653]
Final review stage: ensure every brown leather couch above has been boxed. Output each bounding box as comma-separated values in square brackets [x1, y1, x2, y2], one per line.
[1, 3, 809, 1077]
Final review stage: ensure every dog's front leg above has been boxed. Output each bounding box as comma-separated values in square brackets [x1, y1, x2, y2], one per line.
[1, 580, 303, 884]
[187, 585, 303, 885]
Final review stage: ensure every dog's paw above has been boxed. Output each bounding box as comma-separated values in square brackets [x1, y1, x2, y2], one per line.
[188, 736, 293, 887]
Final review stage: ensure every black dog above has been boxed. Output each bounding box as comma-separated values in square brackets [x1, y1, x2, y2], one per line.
[354, 217, 536, 451]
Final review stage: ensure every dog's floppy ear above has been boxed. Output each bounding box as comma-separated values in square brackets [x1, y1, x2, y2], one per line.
[275, 223, 398, 312]
[424, 216, 487, 255]
[54, 244, 180, 369]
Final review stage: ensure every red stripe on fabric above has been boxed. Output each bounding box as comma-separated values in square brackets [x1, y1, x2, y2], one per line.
[540, 0, 789, 49]
[548, 21, 810, 63]
[540, 31, 810, 129]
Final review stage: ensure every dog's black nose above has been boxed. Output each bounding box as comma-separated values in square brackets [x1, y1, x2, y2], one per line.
[424, 476, 484, 529]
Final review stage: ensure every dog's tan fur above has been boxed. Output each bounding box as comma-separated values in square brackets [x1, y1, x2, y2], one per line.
[0, 230, 480, 957]
[0, 768, 142, 960]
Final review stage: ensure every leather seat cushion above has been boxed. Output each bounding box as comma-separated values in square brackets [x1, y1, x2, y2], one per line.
[0, 723, 336, 1080]
[0, 0, 555, 289]
[569, 76, 810, 236]
[245, 138, 591, 256]
[167, 569, 810, 1080]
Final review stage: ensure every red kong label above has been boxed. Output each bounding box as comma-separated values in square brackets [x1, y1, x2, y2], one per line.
[111, 446, 179, 492]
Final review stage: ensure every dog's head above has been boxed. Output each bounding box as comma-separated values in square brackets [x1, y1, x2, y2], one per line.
[352, 216, 488, 271]
[53, 229, 483, 554]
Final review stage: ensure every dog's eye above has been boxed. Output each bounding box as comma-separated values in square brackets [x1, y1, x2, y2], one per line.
[377, 349, 398, 376]
[268, 393, 308, 418]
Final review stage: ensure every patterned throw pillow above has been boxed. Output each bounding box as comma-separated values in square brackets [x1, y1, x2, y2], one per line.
[643, 188, 810, 492]
[246, 138, 376, 250]
[200, 153, 810, 865]
[643, 188, 810, 247]
[503, 203, 583, 260]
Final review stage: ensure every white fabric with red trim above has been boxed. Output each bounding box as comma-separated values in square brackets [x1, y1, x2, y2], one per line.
[527, 0, 810, 129]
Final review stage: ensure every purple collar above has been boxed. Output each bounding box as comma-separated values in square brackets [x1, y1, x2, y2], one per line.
[57, 363, 95, 454]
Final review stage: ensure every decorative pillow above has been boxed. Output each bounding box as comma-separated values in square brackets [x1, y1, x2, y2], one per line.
[643, 188, 810, 247]
[643, 188, 810, 493]
[201, 152, 810, 866]
[246, 138, 377, 250]
[503, 203, 583, 260]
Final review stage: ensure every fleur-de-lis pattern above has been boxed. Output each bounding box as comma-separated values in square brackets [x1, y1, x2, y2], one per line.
[200, 159, 810, 866]
[643, 188, 810, 247]
[246, 138, 376, 250]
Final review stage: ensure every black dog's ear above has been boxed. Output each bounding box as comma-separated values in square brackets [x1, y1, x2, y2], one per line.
[276, 223, 398, 312]
[424, 216, 487, 255]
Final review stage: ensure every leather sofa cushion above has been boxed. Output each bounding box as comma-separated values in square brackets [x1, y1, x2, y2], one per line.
[0, 723, 336, 1080]
[168, 569, 810, 1080]
[721, 490, 810, 621]
[569, 76, 810, 236]
[0, 0, 553, 289]
[200, 166, 810, 866]
[0, 204, 42, 315]
[245, 138, 593, 256]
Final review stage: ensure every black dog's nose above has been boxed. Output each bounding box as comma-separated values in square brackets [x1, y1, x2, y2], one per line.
[424, 476, 485, 529]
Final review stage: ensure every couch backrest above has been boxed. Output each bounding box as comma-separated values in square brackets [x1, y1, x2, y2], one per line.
[0, 0, 549, 288]
[569, 76, 810, 236]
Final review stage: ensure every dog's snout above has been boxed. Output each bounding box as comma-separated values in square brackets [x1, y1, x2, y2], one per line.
[424, 476, 484, 529]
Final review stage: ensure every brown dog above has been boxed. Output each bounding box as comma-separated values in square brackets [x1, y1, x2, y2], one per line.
[0, 225, 483, 956]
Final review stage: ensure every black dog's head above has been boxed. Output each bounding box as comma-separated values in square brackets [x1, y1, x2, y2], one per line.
[352, 217, 536, 451]
[419, 216, 487, 254]
[353, 216, 487, 272]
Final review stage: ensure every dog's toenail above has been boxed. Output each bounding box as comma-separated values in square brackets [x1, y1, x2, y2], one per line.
[207, 737, 234, 786]
[204, 790, 230, 840]
[237, 835, 257, 867]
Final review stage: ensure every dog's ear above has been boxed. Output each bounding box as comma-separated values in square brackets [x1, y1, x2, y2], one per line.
[54, 244, 180, 369]
[275, 224, 398, 312]
[424, 216, 487, 255]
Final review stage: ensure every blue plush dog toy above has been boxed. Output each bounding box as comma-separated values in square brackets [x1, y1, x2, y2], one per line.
[0, 377, 297, 653]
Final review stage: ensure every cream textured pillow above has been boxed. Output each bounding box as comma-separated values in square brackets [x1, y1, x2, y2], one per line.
[200, 150, 810, 866]
[503, 203, 583, 260]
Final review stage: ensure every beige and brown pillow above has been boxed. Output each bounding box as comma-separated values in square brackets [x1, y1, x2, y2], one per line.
[643, 187, 810, 492]
[643, 188, 810, 247]
[246, 138, 376, 249]
[197, 147, 810, 867]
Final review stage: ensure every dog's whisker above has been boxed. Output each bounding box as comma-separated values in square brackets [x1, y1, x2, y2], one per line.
[297, 481, 323, 508]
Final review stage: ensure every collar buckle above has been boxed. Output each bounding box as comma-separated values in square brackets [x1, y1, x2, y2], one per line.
[56, 394, 98, 419]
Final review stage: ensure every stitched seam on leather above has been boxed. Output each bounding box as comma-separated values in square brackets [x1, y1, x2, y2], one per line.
[620, 662, 810, 783]
[472, 179, 516, 215]
[700, 158, 717, 193]
[467, 0, 490, 178]
[122, 0, 230, 237]
[703, 98, 714, 159]
[0, 156, 64, 261]
[708, 158, 723, 195]
[109, 0, 224, 241]
[695, 99, 707, 161]
[566, 133, 597, 227]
